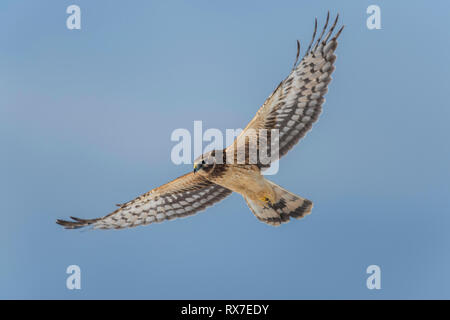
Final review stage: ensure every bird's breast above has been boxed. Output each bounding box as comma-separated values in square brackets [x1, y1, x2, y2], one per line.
[208, 164, 268, 198]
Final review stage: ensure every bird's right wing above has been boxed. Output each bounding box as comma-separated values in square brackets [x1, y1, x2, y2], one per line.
[56, 172, 231, 230]
[226, 13, 343, 168]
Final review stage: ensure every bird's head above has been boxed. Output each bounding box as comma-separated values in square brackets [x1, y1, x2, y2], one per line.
[193, 150, 218, 174]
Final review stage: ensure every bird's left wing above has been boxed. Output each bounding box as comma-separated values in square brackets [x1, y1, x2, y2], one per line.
[56, 172, 231, 230]
[226, 13, 343, 168]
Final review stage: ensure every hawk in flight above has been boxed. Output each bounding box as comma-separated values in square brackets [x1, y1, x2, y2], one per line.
[57, 13, 344, 230]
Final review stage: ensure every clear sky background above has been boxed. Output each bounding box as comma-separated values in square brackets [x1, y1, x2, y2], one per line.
[1, 0, 450, 299]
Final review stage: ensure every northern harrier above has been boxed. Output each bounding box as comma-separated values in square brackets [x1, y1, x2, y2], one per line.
[57, 13, 343, 229]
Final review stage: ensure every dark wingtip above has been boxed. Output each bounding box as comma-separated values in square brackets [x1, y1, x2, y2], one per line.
[56, 218, 77, 229]
[56, 216, 94, 229]
[292, 40, 301, 70]
[69, 216, 87, 222]
[334, 25, 345, 40]
[314, 11, 330, 51]
[305, 17, 318, 56]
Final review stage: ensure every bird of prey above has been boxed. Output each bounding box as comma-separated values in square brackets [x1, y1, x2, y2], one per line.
[56, 13, 343, 230]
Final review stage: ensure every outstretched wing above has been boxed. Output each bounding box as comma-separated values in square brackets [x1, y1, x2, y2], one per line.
[56, 172, 232, 230]
[227, 13, 343, 167]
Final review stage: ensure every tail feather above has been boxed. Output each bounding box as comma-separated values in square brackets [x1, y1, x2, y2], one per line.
[244, 180, 313, 226]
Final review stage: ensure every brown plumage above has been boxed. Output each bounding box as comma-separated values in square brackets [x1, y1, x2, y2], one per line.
[56, 13, 343, 230]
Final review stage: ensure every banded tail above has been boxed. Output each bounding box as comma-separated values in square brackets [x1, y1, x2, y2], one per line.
[244, 180, 313, 226]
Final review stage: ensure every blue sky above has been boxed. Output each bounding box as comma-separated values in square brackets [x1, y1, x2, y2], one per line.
[1, 0, 450, 299]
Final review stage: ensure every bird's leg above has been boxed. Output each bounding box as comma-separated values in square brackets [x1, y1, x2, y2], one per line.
[257, 192, 276, 207]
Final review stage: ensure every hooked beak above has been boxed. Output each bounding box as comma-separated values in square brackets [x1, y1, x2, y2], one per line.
[193, 161, 204, 174]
